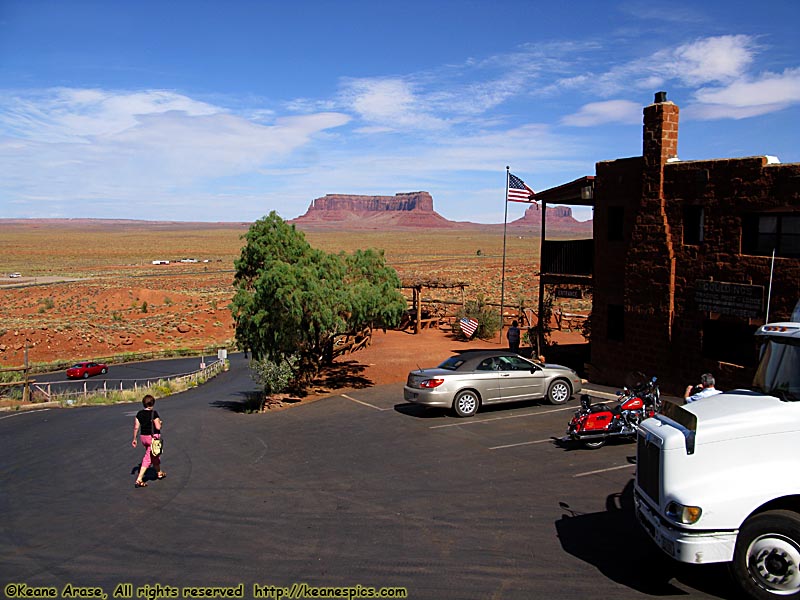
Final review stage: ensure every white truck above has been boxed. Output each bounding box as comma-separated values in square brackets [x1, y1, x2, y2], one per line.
[635, 317, 800, 599]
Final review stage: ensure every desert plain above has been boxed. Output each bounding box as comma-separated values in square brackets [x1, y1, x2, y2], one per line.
[0, 218, 590, 378]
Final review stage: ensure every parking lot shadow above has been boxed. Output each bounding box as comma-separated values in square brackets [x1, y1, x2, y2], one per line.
[210, 390, 265, 412]
[556, 479, 737, 598]
[394, 403, 449, 418]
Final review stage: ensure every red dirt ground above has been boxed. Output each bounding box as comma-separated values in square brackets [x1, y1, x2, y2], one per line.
[305, 326, 586, 396]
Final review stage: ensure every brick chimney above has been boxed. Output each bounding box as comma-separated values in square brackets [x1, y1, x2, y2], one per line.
[643, 91, 679, 173]
[626, 92, 680, 348]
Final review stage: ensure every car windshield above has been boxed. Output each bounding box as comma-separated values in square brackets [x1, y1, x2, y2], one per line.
[70, 364, 84, 369]
[438, 356, 467, 370]
[752, 338, 800, 402]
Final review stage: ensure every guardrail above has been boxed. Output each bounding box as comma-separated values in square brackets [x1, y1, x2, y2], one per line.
[29, 359, 226, 404]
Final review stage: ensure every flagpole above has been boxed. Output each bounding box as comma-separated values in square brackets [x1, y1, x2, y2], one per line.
[500, 166, 510, 345]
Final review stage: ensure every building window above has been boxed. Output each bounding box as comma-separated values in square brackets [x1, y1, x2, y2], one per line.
[742, 213, 800, 258]
[683, 206, 704, 245]
[607, 304, 624, 341]
[608, 206, 624, 241]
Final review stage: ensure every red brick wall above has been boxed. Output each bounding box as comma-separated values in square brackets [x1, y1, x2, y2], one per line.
[591, 98, 800, 394]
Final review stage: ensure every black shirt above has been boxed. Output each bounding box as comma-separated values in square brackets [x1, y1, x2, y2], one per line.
[136, 409, 161, 436]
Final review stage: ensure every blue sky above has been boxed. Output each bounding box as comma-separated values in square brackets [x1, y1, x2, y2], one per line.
[1, 1, 798, 223]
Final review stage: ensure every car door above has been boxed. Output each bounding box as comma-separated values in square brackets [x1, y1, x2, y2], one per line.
[496, 355, 546, 402]
[468, 357, 503, 404]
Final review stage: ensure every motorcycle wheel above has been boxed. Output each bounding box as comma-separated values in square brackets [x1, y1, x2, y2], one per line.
[582, 438, 606, 450]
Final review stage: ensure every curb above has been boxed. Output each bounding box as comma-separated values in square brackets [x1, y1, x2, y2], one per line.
[0, 401, 61, 412]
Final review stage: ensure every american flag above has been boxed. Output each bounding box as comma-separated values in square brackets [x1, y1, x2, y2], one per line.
[507, 172, 536, 203]
[459, 318, 479, 338]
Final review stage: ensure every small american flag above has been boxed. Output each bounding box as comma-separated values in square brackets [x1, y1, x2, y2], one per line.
[460, 317, 479, 338]
[507, 172, 536, 203]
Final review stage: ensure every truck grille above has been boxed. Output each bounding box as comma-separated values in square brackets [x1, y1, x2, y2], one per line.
[637, 432, 660, 505]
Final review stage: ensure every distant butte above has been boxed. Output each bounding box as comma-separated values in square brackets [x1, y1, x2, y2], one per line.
[289, 191, 592, 235]
[290, 192, 455, 229]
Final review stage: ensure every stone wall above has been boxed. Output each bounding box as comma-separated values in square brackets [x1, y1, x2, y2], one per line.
[591, 95, 800, 393]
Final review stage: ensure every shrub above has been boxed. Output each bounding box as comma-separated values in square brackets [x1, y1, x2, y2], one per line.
[457, 295, 500, 340]
[250, 354, 298, 396]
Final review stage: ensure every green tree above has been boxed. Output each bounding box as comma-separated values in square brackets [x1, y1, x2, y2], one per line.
[230, 212, 406, 379]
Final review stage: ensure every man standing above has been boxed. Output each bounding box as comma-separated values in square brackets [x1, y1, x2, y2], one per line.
[507, 320, 521, 353]
[685, 373, 722, 403]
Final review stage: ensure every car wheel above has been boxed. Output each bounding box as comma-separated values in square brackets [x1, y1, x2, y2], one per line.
[547, 379, 572, 405]
[731, 510, 800, 599]
[82, 372, 89, 379]
[453, 390, 480, 418]
[101, 368, 107, 374]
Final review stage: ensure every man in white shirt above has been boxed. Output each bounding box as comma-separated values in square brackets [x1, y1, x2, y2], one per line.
[685, 373, 722, 403]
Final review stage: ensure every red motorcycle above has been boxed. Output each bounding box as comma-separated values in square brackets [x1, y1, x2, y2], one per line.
[562, 375, 660, 449]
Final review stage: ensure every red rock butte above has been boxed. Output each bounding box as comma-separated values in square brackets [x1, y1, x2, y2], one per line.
[290, 191, 592, 234]
[290, 192, 455, 229]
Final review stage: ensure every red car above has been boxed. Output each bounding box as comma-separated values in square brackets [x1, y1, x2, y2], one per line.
[66, 361, 108, 379]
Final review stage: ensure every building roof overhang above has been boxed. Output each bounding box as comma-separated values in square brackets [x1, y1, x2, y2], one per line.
[534, 176, 595, 206]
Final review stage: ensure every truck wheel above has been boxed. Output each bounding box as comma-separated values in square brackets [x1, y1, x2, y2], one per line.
[453, 390, 480, 418]
[547, 379, 572, 405]
[582, 438, 606, 450]
[731, 510, 800, 598]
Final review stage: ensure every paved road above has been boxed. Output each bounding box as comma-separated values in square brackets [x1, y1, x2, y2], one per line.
[0, 355, 736, 600]
[31, 355, 224, 396]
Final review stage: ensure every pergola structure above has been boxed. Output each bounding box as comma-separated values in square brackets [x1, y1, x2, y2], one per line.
[401, 278, 469, 334]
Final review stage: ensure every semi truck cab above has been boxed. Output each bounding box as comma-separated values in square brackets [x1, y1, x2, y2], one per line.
[635, 320, 800, 598]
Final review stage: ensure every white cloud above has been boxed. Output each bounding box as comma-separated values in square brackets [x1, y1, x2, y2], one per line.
[657, 35, 756, 86]
[0, 88, 350, 217]
[686, 67, 800, 119]
[0, 88, 220, 141]
[550, 35, 758, 98]
[340, 77, 447, 131]
[562, 99, 642, 127]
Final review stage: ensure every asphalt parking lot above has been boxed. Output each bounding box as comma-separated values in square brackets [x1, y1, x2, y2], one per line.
[0, 356, 735, 600]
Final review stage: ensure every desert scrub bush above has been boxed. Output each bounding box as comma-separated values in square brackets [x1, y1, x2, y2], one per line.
[457, 295, 500, 340]
[250, 354, 298, 396]
[151, 381, 174, 396]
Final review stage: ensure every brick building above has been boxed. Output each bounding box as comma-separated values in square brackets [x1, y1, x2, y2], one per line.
[587, 92, 800, 393]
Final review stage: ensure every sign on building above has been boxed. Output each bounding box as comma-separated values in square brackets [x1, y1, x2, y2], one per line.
[556, 288, 583, 299]
[694, 280, 764, 319]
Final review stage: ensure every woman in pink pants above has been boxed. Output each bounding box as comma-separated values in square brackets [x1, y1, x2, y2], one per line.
[131, 394, 165, 488]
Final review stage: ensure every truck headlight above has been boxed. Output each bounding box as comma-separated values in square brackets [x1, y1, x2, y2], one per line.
[665, 501, 702, 524]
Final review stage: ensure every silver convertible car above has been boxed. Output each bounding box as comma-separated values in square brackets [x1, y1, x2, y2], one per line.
[404, 350, 582, 417]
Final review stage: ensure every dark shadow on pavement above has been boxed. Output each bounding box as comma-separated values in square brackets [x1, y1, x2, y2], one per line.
[210, 391, 264, 412]
[396, 396, 576, 419]
[556, 479, 739, 598]
[394, 403, 449, 418]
